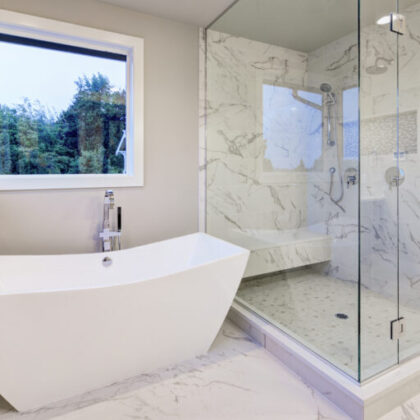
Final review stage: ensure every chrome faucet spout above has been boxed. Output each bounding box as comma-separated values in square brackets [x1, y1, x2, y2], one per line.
[105, 190, 115, 209]
[103, 190, 114, 231]
[100, 190, 121, 252]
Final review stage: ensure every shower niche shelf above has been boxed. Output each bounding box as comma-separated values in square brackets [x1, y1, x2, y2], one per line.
[228, 228, 332, 277]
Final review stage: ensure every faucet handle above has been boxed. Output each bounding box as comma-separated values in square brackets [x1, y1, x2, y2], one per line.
[105, 190, 115, 209]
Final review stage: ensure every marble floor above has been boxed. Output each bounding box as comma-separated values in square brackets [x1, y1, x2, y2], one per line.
[237, 268, 420, 380]
[0, 320, 352, 420]
[1, 319, 420, 419]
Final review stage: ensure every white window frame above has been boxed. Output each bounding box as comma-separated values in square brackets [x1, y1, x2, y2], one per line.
[0, 9, 144, 190]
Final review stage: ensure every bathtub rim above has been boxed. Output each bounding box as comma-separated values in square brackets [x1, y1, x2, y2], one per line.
[0, 232, 250, 296]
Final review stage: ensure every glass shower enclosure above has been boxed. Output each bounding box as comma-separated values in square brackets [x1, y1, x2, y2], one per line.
[204, 0, 420, 382]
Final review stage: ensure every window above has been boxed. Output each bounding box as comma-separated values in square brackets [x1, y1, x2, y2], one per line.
[0, 10, 143, 190]
[342, 87, 359, 160]
[262, 84, 323, 172]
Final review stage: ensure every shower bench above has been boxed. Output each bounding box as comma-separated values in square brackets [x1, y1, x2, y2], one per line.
[228, 228, 332, 277]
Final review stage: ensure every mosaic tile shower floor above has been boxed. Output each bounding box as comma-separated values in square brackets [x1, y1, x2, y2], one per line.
[236, 269, 420, 379]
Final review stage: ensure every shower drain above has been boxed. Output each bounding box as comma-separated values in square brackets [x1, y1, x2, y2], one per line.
[335, 313, 349, 320]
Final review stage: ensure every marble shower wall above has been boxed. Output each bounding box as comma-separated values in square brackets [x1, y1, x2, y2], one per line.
[306, 31, 359, 284]
[205, 30, 309, 242]
[205, 27, 360, 282]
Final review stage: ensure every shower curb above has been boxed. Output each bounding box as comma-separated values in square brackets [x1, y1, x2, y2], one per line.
[228, 302, 420, 420]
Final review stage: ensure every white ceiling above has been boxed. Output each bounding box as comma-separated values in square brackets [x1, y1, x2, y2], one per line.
[98, 0, 420, 51]
[212, 0, 358, 53]
[98, 0, 236, 26]
[211, 0, 420, 53]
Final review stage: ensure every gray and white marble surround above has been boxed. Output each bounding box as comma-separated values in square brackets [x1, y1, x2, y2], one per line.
[204, 30, 314, 275]
[203, 27, 360, 283]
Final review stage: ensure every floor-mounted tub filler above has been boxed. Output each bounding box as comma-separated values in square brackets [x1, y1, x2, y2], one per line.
[0, 233, 249, 411]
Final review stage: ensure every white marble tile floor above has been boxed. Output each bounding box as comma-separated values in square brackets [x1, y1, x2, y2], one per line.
[2, 319, 420, 419]
[0, 320, 350, 420]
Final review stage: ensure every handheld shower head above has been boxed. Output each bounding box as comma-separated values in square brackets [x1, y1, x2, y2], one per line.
[320, 83, 336, 105]
[320, 83, 332, 93]
[320, 83, 336, 146]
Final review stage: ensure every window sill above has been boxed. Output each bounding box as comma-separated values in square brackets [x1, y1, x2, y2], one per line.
[0, 174, 143, 191]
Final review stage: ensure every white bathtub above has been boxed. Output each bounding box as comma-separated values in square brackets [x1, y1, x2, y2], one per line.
[0, 233, 249, 411]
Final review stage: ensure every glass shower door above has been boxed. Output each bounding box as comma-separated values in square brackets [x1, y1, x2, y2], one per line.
[206, 0, 360, 380]
[397, 0, 420, 363]
[361, 0, 420, 377]
[359, 0, 400, 380]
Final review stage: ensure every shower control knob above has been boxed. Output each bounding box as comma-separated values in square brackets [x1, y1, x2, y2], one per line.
[385, 166, 405, 189]
[344, 167, 358, 188]
[347, 175, 357, 187]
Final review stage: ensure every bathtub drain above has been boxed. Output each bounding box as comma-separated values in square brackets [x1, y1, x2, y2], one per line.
[102, 256, 112, 267]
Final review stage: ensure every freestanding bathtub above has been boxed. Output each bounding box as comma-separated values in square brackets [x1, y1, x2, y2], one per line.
[0, 233, 249, 411]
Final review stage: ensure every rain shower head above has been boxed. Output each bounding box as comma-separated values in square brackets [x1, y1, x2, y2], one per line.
[366, 57, 393, 75]
[366, 64, 387, 75]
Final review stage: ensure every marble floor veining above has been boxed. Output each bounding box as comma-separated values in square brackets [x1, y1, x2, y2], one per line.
[237, 268, 420, 380]
[2, 319, 420, 419]
[0, 320, 351, 420]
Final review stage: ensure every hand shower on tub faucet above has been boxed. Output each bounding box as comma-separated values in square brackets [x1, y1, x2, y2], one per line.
[105, 190, 114, 209]
[99, 190, 122, 252]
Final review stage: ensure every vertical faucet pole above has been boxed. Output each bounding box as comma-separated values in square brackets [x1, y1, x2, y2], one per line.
[101, 190, 119, 252]
[103, 190, 115, 230]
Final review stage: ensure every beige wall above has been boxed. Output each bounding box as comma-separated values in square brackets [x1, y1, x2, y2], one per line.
[0, 0, 199, 254]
